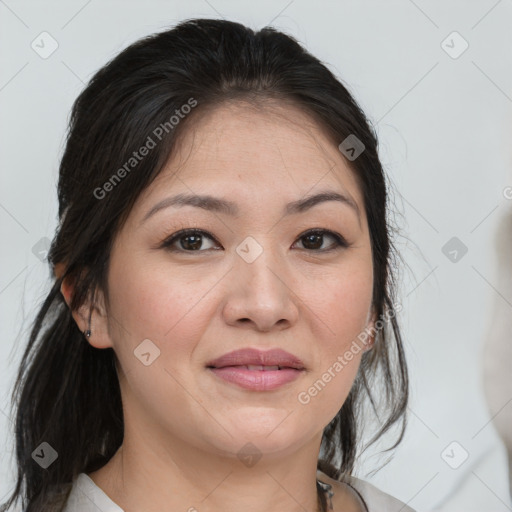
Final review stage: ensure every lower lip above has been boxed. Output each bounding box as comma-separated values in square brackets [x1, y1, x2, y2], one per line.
[208, 366, 304, 391]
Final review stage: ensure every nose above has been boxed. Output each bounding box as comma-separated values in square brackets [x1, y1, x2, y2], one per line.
[222, 246, 300, 332]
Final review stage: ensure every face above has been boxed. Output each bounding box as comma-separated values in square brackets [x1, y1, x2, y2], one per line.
[88, 101, 376, 460]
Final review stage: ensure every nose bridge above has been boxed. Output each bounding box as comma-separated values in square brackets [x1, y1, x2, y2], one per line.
[235, 234, 288, 299]
[222, 234, 299, 330]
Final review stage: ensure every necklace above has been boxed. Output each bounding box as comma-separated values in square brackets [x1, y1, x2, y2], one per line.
[317, 479, 334, 511]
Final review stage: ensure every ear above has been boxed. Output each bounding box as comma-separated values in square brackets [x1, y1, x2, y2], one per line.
[55, 262, 114, 350]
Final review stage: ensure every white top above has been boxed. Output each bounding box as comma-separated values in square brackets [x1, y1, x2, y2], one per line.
[63, 474, 123, 512]
[343, 474, 417, 512]
[63, 472, 417, 512]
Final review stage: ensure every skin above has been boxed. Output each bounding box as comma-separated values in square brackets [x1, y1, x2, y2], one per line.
[58, 101, 376, 512]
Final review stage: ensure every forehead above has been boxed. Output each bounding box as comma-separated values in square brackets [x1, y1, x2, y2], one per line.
[136, 101, 364, 214]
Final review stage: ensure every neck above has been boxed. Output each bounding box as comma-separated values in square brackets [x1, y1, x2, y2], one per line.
[89, 427, 327, 512]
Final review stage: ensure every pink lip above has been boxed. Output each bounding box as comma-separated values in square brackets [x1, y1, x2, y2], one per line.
[206, 348, 306, 391]
[209, 366, 304, 391]
[206, 348, 305, 370]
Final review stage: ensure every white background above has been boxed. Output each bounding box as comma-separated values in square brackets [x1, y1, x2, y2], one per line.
[1, 1, 511, 511]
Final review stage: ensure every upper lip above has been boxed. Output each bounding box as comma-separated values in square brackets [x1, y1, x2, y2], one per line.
[206, 348, 306, 370]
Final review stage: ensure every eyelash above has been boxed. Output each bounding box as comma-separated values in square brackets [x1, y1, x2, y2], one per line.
[160, 228, 350, 254]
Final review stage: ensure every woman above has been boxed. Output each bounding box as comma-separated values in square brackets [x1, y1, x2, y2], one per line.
[1, 18, 413, 512]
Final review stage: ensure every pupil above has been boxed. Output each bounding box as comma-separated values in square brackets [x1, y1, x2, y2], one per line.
[304, 233, 322, 249]
[182, 234, 202, 250]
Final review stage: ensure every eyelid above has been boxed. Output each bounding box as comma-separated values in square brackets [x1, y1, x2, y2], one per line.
[160, 228, 220, 252]
[160, 228, 349, 253]
[295, 228, 349, 250]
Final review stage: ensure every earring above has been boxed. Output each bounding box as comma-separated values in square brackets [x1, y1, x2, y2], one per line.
[83, 309, 92, 338]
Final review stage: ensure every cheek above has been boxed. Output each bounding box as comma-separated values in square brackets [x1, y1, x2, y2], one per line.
[105, 257, 212, 412]
[298, 264, 372, 413]
[106, 255, 217, 354]
[308, 262, 373, 350]
[335, 284, 372, 347]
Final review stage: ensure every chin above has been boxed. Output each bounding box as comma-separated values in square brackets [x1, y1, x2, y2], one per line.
[224, 419, 313, 453]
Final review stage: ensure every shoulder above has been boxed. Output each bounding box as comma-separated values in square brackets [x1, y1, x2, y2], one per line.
[317, 470, 417, 512]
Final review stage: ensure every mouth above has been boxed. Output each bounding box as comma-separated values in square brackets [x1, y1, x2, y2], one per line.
[206, 364, 297, 371]
[206, 347, 306, 371]
[206, 348, 306, 391]
[207, 366, 305, 391]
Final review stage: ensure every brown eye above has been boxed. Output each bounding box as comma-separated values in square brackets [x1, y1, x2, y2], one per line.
[161, 228, 348, 254]
[162, 230, 219, 252]
[294, 229, 348, 252]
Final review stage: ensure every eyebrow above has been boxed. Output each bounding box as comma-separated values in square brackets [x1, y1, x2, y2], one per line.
[141, 190, 361, 226]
